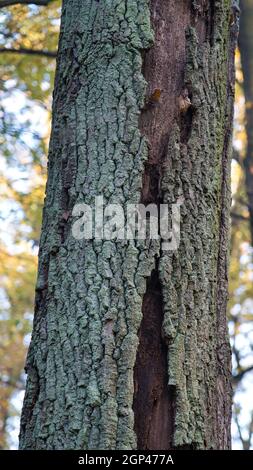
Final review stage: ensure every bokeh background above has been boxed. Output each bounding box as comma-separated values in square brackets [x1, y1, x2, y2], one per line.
[0, 1, 253, 450]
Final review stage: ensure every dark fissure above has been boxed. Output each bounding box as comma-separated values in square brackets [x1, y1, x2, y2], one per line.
[133, 0, 193, 449]
[133, 267, 174, 450]
[132, 0, 233, 451]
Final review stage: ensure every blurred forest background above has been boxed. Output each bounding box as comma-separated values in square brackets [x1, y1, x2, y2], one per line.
[0, 0, 253, 450]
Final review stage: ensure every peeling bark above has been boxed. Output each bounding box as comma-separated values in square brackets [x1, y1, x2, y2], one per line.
[20, 0, 235, 450]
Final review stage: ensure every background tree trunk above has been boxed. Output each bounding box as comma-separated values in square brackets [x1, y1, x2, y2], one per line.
[239, 0, 253, 247]
[19, 0, 235, 450]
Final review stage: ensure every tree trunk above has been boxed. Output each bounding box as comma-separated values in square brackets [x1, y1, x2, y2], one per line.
[19, 0, 235, 450]
[239, 0, 253, 247]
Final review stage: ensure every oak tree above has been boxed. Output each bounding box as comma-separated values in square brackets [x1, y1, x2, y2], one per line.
[19, 0, 236, 450]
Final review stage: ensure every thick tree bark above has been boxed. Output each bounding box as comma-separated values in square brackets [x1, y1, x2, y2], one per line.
[20, 0, 235, 450]
[239, 0, 253, 247]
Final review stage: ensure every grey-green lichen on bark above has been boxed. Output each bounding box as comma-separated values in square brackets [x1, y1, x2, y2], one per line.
[19, 0, 159, 450]
[19, 0, 234, 450]
[159, 5, 233, 448]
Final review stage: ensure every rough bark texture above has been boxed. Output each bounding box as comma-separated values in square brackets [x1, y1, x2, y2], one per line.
[20, 0, 235, 450]
[134, 0, 235, 449]
[239, 0, 253, 246]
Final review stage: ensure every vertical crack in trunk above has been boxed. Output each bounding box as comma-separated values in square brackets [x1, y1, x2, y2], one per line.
[133, 0, 234, 450]
[132, 0, 192, 450]
[133, 264, 175, 450]
[19, 0, 234, 450]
